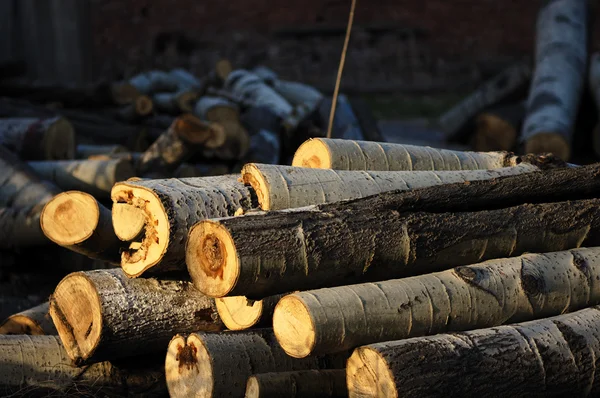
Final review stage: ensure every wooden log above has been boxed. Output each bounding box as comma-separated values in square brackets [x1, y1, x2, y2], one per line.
[273, 247, 600, 358]
[521, 0, 589, 161]
[76, 144, 128, 159]
[137, 114, 225, 175]
[0, 302, 56, 335]
[246, 370, 347, 398]
[291, 138, 517, 170]
[112, 203, 146, 242]
[437, 63, 531, 142]
[472, 102, 526, 151]
[165, 329, 347, 398]
[116, 95, 154, 122]
[241, 162, 540, 210]
[28, 158, 135, 198]
[225, 70, 293, 118]
[589, 52, 600, 157]
[111, 175, 255, 277]
[216, 294, 283, 331]
[0, 206, 49, 249]
[50, 268, 223, 364]
[152, 90, 198, 114]
[346, 305, 600, 398]
[0, 335, 166, 397]
[272, 79, 324, 111]
[0, 116, 75, 160]
[41, 191, 125, 263]
[129, 70, 180, 95]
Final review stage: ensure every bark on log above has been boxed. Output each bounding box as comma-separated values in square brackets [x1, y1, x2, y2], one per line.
[473, 102, 526, 151]
[28, 158, 135, 198]
[346, 305, 600, 398]
[76, 144, 128, 159]
[225, 70, 293, 118]
[0, 302, 56, 335]
[292, 138, 517, 170]
[165, 329, 347, 398]
[273, 247, 600, 358]
[153, 90, 198, 114]
[0, 116, 75, 160]
[41, 191, 125, 263]
[0, 206, 49, 249]
[521, 0, 589, 161]
[216, 294, 283, 331]
[273, 79, 324, 111]
[50, 268, 223, 364]
[0, 335, 166, 397]
[437, 63, 531, 142]
[137, 114, 225, 175]
[246, 370, 347, 398]
[242, 162, 539, 210]
[186, 169, 600, 299]
[111, 175, 255, 277]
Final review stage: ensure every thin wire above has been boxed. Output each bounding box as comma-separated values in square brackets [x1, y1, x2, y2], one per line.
[326, 0, 357, 138]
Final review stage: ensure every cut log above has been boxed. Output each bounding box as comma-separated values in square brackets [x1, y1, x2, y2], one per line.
[225, 70, 293, 118]
[472, 102, 526, 151]
[0, 116, 75, 160]
[0, 206, 49, 249]
[273, 247, 600, 358]
[437, 63, 531, 142]
[111, 175, 255, 276]
[28, 158, 135, 198]
[153, 90, 198, 114]
[165, 329, 347, 398]
[116, 95, 154, 122]
[76, 144, 128, 159]
[241, 162, 540, 210]
[521, 0, 589, 161]
[129, 70, 180, 95]
[112, 203, 146, 242]
[50, 268, 223, 364]
[41, 191, 125, 263]
[216, 294, 283, 330]
[186, 171, 600, 299]
[589, 52, 600, 157]
[346, 305, 600, 398]
[0, 335, 166, 397]
[0, 302, 56, 335]
[246, 370, 347, 398]
[292, 138, 517, 170]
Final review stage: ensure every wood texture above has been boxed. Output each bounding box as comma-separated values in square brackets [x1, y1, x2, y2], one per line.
[0, 206, 49, 249]
[216, 294, 283, 330]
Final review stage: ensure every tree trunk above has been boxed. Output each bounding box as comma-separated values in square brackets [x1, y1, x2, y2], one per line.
[152, 90, 198, 114]
[28, 158, 135, 198]
[472, 101, 526, 151]
[225, 70, 293, 118]
[437, 63, 531, 142]
[273, 247, 600, 358]
[165, 329, 347, 398]
[76, 144, 128, 159]
[50, 268, 223, 365]
[521, 0, 589, 161]
[41, 191, 125, 263]
[242, 162, 540, 210]
[347, 305, 600, 398]
[0, 335, 167, 397]
[246, 370, 347, 398]
[0, 302, 56, 335]
[291, 138, 517, 170]
[0, 116, 75, 160]
[216, 294, 284, 330]
[111, 175, 255, 277]
[0, 206, 49, 249]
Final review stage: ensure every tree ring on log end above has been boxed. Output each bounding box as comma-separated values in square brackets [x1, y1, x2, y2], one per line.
[0, 315, 44, 335]
[347, 346, 397, 398]
[166, 334, 213, 398]
[273, 295, 316, 358]
[292, 138, 331, 169]
[41, 191, 100, 246]
[215, 296, 264, 330]
[241, 163, 271, 210]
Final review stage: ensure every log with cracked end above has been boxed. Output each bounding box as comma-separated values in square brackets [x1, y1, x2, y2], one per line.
[0, 335, 167, 397]
[49, 268, 223, 365]
[273, 247, 600, 358]
[216, 294, 283, 331]
[347, 305, 600, 398]
[0, 302, 56, 335]
[41, 191, 125, 263]
[165, 329, 347, 398]
[245, 370, 347, 398]
[291, 138, 518, 171]
[0, 205, 49, 249]
[111, 174, 255, 277]
[241, 162, 541, 210]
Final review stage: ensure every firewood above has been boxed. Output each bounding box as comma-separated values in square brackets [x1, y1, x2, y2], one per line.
[76, 144, 128, 159]
[165, 329, 346, 398]
[41, 191, 125, 263]
[346, 305, 600, 397]
[241, 162, 540, 210]
[472, 102, 526, 151]
[111, 175, 255, 277]
[129, 70, 180, 95]
[153, 90, 198, 114]
[28, 158, 135, 198]
[216, 294, 284, 330]
[0, 335, 166, 397]
[521, 0, 589, 161]
[112, 203, 146, 242]
[0, 302, 56, 335]
[225, 70, 293, 118]
[50, 268, 223, 364]
[137, 114, 225, 175]
[246, 370, 347, 398]
[273, 247, 600, 358]
[116, 95, 154, 122]
[0, 206, 49, 249]
[292, 138, 517, 170]
[0, 116, 75, 160]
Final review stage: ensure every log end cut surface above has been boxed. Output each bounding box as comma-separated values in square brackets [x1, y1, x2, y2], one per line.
[524, 132, 570, 161]
[347, 347, 397, 398]
[187, 220, 239, 298]
[292, 138, 332, 169]
[215, 296, 264, 330]
[49, 272, 102, 364]
[241, 163, 271, 210]
[112, 203, 146, 241]
[273, 295, 315, 358]
[0, 315, 45, 335]
[41, 191, 100, 246]
[176, 114, 226, 149]
[166, 334, 213, 398]
[135, 95, 154, 116]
